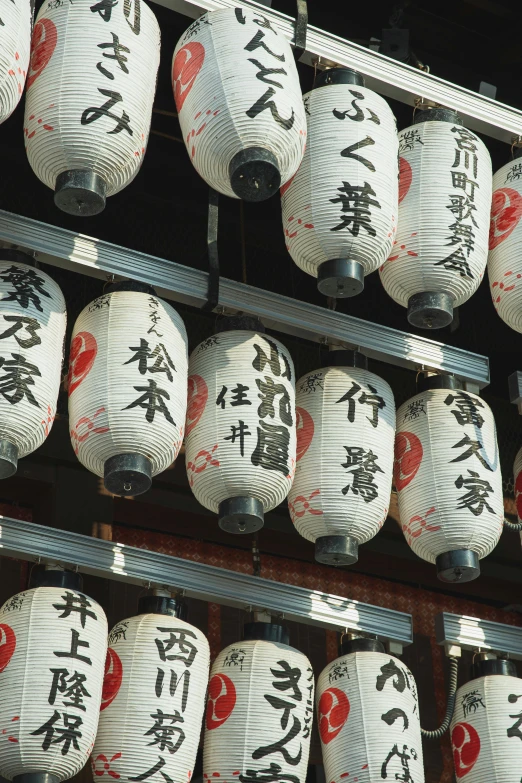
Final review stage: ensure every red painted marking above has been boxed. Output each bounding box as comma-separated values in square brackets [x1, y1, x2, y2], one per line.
[394, 431, 423, 491]
[289, 490, 322, 525]
[206, 673, 236, 730]
[172, 42, 205, 112]
[285, 205, 313, 240]
[27, 18, 57, 90]
[101, 648, 123, 711]
[490, 187, 522, 249]
[68, 331, 97, 395]
[398, 157, 412, 203]
[387, 233, 418, 262]
[0, 625, 16, 672]
[402, 506, 441, 546]
[185, 374, 208, 436]
[451, 722, 480, 778]
[280, 172, 297, 197]
[296, 406, 314, 461]
[318, 687, 350, 745]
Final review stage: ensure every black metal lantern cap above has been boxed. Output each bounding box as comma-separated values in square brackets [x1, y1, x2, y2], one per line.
[416, 373, 458, 393]
[436, 549, 480, 583]
[14, 773, 60, 783]
[54, 169, 107, 217]
[229, 147, 281, 202]
[30, 565, 83, 591]
[104, 280, 157, 296]
[317, 259, 364, 298]
[321, 350, 368, 370]
[407, 291, 454, 329]
[0, 249, 36, 267]
[215, 314, 265, 334]
[138, 594, 187, 619]
[473, 658, 517, 678]
[413, 107, 462, 125]
[218, 496, 264, 534]
[340, 637, 385, 655]
[243, 621, 290, 645]
[104, 453, 152, 497]
[0, 439, 18, 479]
[315, 534, 358, 566]
[315, 67, 364, 89]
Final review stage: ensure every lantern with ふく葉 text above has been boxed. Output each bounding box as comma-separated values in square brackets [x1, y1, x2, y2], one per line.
[0, 0, 31, 124]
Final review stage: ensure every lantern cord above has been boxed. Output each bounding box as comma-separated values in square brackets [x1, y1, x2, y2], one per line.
[504, 517, 522, 531]
[293, 0, 308, 62]
[420, 656, 458, 739]
[202, 187, 220, 312]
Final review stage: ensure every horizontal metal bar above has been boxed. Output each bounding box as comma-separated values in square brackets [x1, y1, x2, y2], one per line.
[0, 515, 413, 648]
[435, 612, 522, 660]
[153, 0, 522, 144]
[0, 210, 490, 386]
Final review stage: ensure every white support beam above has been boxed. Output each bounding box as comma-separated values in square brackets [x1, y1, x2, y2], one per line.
[436, 612, 522, 660]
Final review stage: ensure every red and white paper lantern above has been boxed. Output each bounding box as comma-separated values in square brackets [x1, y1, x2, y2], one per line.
[0, 0, 31, 123]
[281, 68, 398, 298]
[172, 7, 306, 202]
[68, 282, 187, 497]
[380, 108, 492, 329]
[24, 0, 160, 216]
[289, 351, 395, 565]
[395, 376, 503, 582]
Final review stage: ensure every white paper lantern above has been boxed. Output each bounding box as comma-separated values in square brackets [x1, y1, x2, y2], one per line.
[0, 568, 107, 783]
[92, 593, 210, 783]
[0, 253, 66, 478]
[68, 282, 188, 497]
[317, 640, 423, 783]
[281, 68, 398, 298]
[203, 623, 313, 783]
[514, 446, 522, 524]
[0, 0, 31, 124]
[185, 318, 296, 533]
[394, 377, 503, 582]
[24, 0, 160, 216]
[380, 108, 492, 329]
[172, 7, 306, 202]
[289, 351, 395, 565]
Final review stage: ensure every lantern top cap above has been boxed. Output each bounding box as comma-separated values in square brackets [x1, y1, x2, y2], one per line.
[321, 349, 368, 370]
[104, 279, 157, 296]
[416, 373, 458, 393]
[473, 657, 518, 678]
[215, 315, 265, 334]
[243, 621, 290, 645]
[340, 636, 385, 655]
[413, 107, 462, 125]
[137, 594, 187, 619]
[314, 67, 364, 89]
[30, 564, 83, 591]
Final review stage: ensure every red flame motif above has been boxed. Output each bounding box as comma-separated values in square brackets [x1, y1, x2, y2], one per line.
[101, 648, 123, 711]
[68, 331, 97, 395]
[172, 42, 205, 112]
[186, 374, 208, 436]
[296, 407, 314, 462]
[92, 753, 122, 778]
[0, 625, 16, 673]
[394, 431, 423, 491]
[451, 722, 480, 778]
[398, 157, 412, 204]
[318, 687, 350, 744]
[206, 673, 236, 730]
[489, 188, 522, 250]
[27, 19, 57, 90]
[516, 470, 522, 521]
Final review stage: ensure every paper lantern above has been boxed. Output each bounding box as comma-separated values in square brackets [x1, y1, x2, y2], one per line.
[172, 7, 306, 202]
[185, 316, 296, 533]
[380, 107, 492, 329]
[289, 350, 395, 565]
[203, 622, 313, 783]
[24, 0, 160, 216]
[0, 566, 107, 783]
[395, 375, 503, 582]
[0, 250, 66, 478]
[0, 0, 31, 124]
[92, 591, 209, 783]
[317, 638, 423, 783]
[281, 67, 398, 298]
[68, 281, 187, 496]
[514, 446, 522, 523]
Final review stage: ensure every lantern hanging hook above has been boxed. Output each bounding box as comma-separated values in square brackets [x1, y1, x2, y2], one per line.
[293, 0, 308, 63]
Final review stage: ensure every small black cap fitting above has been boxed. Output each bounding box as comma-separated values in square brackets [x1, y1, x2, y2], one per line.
[340, 637, 385, 655]
[315, 67, 364, 88]
[413, 108, 462, 125]
[14, 774, 60, 783]
[215, 315, 265, 334]
[0, 439, 18, 479]
[218, 496, 264, 534]
[104, 280, 156, 295]
[138, 595, 186, 618]
[30, 566, 83, 591]
[54, 169, 107, 217]
[407, 291, 454, 329]
[416, 374, 458, 392]
[436, 549, 480, 583]
[321, 350, 368, 370]
[243, 622, 290, 645]
[315, 535, 358, 566]
[104, 453, 152, 497]
[473, 658, 518, 678]
[0, 250, 37, 267]
[229, 147, 281, 202]
[317, 259, 364, 298]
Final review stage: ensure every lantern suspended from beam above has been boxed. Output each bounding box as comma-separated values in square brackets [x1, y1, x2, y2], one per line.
[281, 67, 398, 298]
[380, 107, 492, 329]
[185, 315, 296, 533]
[68, 280, 188, 497]
[0, 565, 107, 783]
[395, 374, 503, 582]
[24, 0, 160, 216]
[290, 350, 395, 565]
[0, 0, 31, 124]
[172, 7, 306, 202]
[317, 638, 424, 783]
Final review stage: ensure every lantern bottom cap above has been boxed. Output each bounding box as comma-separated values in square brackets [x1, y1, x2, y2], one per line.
[315, 534, 358, 566]
[407, 291, 454, 329]
[229, 147, 281, 202]
[218, 496, 264, 534]
[0, 439, 17, 478]
[436, 549, 480, 583]
[104, 452, 152, 497]
[54, 169, 107, 217]
[317, 259, 364, 298]
[14, 773, 60, 783]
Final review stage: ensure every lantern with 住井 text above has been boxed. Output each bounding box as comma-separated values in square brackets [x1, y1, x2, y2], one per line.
[0, 0, 31, 124]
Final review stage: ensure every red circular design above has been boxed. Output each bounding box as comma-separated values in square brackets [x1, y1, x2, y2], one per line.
[318, 687, 350, 745]
[296, 407, 314, 462]
[516, 470, 522, 520]
[68, 331, 97, 396]
[27, 19, 57, 90]
[451, 722, 480, 778]
[101, 648, 123, 711]
[206, 673, 236, 730]
[280, 173, 297, 197]
[398, 157, 412, 204]
[172, 42, 205, 112]
[186, 374, 208, 436]
[394, 431, 423, 491]
[489, 187, 522, 250]
[0, 624, 16, 672]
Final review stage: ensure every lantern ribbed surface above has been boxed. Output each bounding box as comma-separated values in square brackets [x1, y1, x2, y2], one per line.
[172, 7, 306, 200]
[514, 446, 522, 523]
[92, 613, 210, 783]
[395, 388, 503, 564]
[0, 0, 31, 123]
[203, 637, 313, 783]
[487, 158, 522, 332]
[68, 290, 187, 482]
[317, 651, 423, 783]
[290, 364, 395, 544]
[185, 330, 296, 513]
[0, 586, 107, 781]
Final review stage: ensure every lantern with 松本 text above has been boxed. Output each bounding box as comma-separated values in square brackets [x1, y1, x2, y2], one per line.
[185, 316, 296, 533]
[281, 67, 398, 298]
[68, 280, 187, 497]
[172, 7, 306, 202]
[395, 375, 503, 582]
[289, 350, 395, 565]
[317, 638, 423, 783]
[24, 0, 160, 216]
[0, 565, 107, 783]
[0, 0, 31, 124]
[380, 107, 492, 329]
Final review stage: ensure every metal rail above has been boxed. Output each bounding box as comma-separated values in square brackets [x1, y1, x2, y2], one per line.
[435, 612, 522, 660]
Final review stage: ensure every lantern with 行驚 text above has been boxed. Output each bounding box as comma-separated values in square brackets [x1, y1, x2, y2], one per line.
[0, 0, 31, 124]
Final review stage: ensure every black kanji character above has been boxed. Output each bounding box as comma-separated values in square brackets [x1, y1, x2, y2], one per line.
[434, 247, 473, 278]
[446, 222, 476, 255]
[451, 126, 478, 178]
[53, 591, 97, 628]
[0, 353, 41, 407]
[129, 756, 173, 783]
[271, 661, 302, 700]
[238, 764, 299, 783]
[461, 689, 485, 717]
[455, 470, 495, 516]
[336, 382, 385, 427]
[54, 629, 92, 666]
[341, 447, 383, 503]
[81, 89, 133, 135]
[155, 668, 190, 711]
[0, 315, 41, 348]
[265, 694, 298, 730]
[252, 714, 302, 766]
[451, 171, 479, 202]
[450, 434, 492, 471]
[97, 33, 130, 79]
[251, 421, 290, 475]
[216, 384, 251, 408]
[446, 194, 478, 227]
[155, 627, 198, 667]
[405, 400, 425, 420]
[224, 419, 252, 457]
[252, 339, 291, 380]
[90, 0, 118, 21]
[244, 29, 285, 61]
[124, 379, 175, 425]
[381, 708, 409, 730]
[124, 0, 140, 34]
[256, 377, 292, 425]
[48, 669, 91, 712]
[145, 709, 185, 754]
[0, 265, 51, 312]
[330, 181, 381, 236]
[340, 136, 376, 171]
[381, 744, 415, 782]
[248, 59, 287, 88]
[125, 339, 176, 382]
[376, 659, 407, 693]
[444, 391, 484, 428]
[31, 711, 83, 755]
[246, 88, 295, 130]
[508, 711, 522, 741]
[332, 91, 380, 124]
